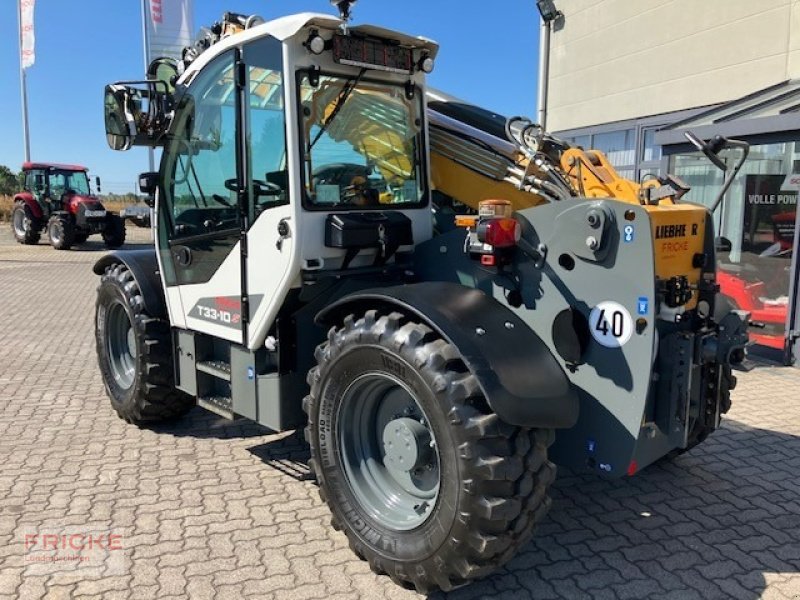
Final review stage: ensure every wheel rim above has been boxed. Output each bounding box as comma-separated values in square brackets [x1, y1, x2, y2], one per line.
[336, 372, 441, 531]
[12, 209, 28, 237]
[106, 301, 136, 389]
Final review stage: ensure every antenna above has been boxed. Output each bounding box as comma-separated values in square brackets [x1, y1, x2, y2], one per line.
[330, 1, 357, 25]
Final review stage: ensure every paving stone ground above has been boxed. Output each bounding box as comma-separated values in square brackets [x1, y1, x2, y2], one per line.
[0, 225, 798, 599]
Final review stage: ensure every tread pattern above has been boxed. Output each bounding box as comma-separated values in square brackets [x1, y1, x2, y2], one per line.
[303, 310, 556, 593]
[102, 214, 126, 249]
[48, 213, 75, 250]
[97, 263, 193, 424]
[12, 203, 41, 245]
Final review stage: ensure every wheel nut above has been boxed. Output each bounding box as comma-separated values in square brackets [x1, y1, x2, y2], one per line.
[586, 236, 599, 250]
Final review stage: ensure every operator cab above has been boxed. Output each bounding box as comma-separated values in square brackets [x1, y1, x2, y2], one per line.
[103, 10, 438, 346]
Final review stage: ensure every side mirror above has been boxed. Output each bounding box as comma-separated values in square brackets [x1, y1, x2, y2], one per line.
[684, 131, 728, 172]
[139, 172, 158, 207]
[105, 85, 137, 151]
[715, 236, 732, 253]
[95, 176, 102, 193]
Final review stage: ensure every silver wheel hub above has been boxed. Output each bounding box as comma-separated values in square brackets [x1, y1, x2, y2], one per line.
[383, 417, 432, 472]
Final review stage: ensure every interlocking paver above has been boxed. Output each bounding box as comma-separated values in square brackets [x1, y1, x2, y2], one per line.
[0, 225, 799, 599]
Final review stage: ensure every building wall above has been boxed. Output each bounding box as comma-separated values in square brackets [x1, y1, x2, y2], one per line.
[548, 0, 800, 132]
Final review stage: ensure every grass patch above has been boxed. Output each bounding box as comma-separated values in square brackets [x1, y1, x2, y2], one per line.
[0, 196, 12, 222]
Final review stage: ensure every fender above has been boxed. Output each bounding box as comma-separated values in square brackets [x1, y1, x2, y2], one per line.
[13, 192, 43, 220]
[93, 249, 166, 318]
[317, 281, 579, 429]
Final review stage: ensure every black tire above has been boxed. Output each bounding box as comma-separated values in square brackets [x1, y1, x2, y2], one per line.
[303, 311, 556, 593]
[102, 214, 126, 249]
[73, 232, 90, 244]
[47, 213, 75, 250]
[95, 263, 193, 424]
[11, 203, 41, 245]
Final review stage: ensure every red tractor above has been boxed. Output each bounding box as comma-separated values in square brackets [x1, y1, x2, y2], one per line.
[11, 162, 126, 250]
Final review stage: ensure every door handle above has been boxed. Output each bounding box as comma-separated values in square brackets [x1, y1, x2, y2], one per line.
[172, 246, 193, 267]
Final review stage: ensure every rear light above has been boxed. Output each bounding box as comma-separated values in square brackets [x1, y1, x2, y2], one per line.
[477, 217, 521, 248]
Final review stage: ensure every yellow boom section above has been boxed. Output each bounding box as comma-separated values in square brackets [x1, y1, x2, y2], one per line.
[426, 101, 708, 308]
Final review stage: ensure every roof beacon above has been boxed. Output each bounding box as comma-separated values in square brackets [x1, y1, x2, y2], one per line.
[331, 0, 357, 32]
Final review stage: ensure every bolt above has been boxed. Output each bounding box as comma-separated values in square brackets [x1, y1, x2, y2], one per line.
[476, 327, 486, 336]
[429, 440, 435, 448]
[586, 236, 599, 250]
[587, 211, 600, 228]
[504, 321, 514, 330]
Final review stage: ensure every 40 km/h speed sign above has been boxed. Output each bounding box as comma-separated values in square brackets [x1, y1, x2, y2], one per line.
[589, 301, 633, 348]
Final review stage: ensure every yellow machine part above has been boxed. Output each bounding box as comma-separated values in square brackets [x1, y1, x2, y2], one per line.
[432, 144, 709, 308]
[430, 153, 548, 212]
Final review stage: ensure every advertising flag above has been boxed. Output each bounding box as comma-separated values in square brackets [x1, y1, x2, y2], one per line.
[19, 0, 35, 69]
[146, 0, 194, 62]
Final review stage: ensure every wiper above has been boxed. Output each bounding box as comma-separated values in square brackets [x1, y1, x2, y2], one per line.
[309, 68, 366, 150]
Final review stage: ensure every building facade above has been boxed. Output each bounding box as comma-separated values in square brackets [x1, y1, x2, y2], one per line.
[547, 0, 800, 364]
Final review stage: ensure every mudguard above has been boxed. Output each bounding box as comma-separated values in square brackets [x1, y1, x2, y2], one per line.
[93, 249, 166, 318]
[13, 193, 43, 220]
[316, 281, 579, 429]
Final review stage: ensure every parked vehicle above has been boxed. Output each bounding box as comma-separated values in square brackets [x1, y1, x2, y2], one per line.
[11, 162, 125, 250]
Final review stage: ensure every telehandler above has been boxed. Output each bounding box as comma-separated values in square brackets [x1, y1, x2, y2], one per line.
[95, 4, 748, 592]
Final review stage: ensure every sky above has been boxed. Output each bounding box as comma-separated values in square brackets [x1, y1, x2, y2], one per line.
[0, 1, 541, 194]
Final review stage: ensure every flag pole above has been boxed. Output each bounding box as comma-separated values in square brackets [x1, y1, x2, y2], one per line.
[141, 0, 155, 172]
[17, 0, 31, 162]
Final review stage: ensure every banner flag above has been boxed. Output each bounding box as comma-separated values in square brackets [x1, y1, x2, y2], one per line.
[146, 0, 194, 62]
[19, 0, 35, 69]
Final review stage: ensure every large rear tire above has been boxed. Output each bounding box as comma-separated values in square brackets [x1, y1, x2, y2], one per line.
[95, 263, 193, 424]
[11, 203, 40, 245]
[304, 311, 556, 593]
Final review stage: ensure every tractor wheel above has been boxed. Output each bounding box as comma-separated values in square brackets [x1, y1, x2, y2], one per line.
[95, 263, 193, 424]
[303, 311, 556, 593]
[102, 214, 126, 249]
[47, 213, 75, 250]
[73, 232, 90, 244]
[11, 203, 40, 245]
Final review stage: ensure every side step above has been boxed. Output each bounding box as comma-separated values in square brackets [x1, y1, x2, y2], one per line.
[197, 395, 234, 420]
[197, 360, 232, 381]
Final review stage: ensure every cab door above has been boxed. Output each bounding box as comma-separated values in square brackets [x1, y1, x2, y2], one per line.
[240, 36, 297, 349]
[157, 49, 244, 343]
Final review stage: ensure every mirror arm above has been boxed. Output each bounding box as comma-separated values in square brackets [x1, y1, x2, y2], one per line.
[710, 140, 749, 213]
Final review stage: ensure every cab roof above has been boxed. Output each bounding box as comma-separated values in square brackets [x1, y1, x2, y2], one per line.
[182, 12, 438, 82]
[22, 162, 88, 172]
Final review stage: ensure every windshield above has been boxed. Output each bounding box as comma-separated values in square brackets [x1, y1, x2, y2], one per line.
[49, 170, 90, 196]
[299, 72, 426, 209]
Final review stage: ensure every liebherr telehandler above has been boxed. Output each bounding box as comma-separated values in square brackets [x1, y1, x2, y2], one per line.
[96, 4, 749, 592]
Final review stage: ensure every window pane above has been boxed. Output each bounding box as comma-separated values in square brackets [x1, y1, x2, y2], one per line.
[248, 62, 288, 218]
[162, 50, 239, 238]
[642, 129, 662, 162]
[300, 73, 424, 208]
[572, 134, 590, 148]
[592, 129, 635, 168]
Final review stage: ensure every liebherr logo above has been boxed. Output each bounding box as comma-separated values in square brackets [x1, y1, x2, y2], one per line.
[655, 223, 699, 239]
